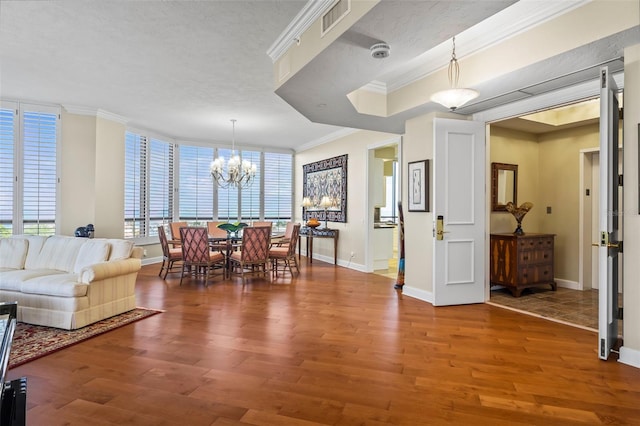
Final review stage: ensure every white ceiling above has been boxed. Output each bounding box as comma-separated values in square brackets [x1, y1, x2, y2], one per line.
[1, 1, 637, 151]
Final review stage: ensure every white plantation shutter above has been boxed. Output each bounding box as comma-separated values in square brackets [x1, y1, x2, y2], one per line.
[148, 138, 174, 235]
[216, 148, 238, 221]
[179, 145, 214, 223]
[124, 132, 146, 238]
[21, 105, 59, 236]
[240, 150, 261, 221]
[264, 152, 293, 231]
[0, 105, 16, 236]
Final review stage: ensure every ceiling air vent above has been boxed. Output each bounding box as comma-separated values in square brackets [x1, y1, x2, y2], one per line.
[321, 0, 350, 37]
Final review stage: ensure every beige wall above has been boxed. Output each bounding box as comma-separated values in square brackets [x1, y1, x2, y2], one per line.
[59, 111, 97, 236]
[489, 127, 541, 234]
[538, 124, 599, 282]
[295, 130, 395, 268]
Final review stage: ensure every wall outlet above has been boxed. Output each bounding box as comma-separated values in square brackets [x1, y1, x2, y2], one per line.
[143, 249, 148, 257]
[350, 251, 355, 258]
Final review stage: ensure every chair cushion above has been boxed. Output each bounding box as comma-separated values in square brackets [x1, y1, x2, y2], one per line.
[269, 246, 289, 259]
[168, 248, 182, 260]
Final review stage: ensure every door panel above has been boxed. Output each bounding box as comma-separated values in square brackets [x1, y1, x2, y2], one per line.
[433, 118, 485, 306]
[598, 65, 621, 360]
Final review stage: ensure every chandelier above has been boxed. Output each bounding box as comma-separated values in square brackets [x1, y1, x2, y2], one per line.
[430, 37, 479, 111]
[210, 119, 256, 189]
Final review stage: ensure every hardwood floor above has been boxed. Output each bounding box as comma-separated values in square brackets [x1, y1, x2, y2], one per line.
[10, 259, 640, 425]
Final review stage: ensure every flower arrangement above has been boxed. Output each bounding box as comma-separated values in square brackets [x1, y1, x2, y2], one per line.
[505, 201, 533, 235]
[217, 222, 248, 237]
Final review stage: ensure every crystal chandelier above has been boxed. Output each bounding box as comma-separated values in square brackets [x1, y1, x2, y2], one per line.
[210, 119, 256, 189]
[430, 37, 479, 111]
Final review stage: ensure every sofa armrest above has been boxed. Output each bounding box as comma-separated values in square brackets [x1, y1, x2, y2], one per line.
[80, 258, 142, 284]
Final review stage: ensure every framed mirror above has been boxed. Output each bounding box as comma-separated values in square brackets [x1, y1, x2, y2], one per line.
[491, 162, 518, 211]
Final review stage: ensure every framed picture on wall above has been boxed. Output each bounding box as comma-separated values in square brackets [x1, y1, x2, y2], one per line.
[408, 160, 429, 212]
[302, 154, 348, 223]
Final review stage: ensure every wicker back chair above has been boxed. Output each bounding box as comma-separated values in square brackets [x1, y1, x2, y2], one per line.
[269, 223, 301, 278]
[169, 221, 188, 247]
[158, 225, 183, 279]
[179, 227, 226, 286]
[228, 226, 271, 282]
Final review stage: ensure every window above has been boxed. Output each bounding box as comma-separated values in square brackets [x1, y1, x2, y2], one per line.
[124, 131, 174, 239]
[126, 137, 293, 239]
[264, 152, 293, 232]
[0, 102, 59, 236]
[179, 145, 214, 224]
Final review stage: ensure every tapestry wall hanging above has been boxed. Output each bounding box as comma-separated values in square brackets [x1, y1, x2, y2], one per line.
[303, 154, 347, 223]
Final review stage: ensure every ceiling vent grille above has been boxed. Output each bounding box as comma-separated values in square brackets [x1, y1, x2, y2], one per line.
[321, 0, 350, 37]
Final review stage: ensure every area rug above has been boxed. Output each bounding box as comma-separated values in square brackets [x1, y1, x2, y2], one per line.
[8, 307, 162, 369]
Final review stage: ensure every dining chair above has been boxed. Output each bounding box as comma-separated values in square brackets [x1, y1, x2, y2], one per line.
[169, 221, 187, 248]
[269, 223, 301, 278]
[251, 221, 273, 232]
[273, 221, 295, 247]
[158, 225, 183, 279]
[228, 226, 271, 282]
[207, 221, 228, 252]
[179, 226, 226, 286]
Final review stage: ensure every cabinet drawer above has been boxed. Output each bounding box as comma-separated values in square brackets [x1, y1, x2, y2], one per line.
[518, 248, 552, 264]
[518, 264, 554, 284]
[518, 237, 554, 251]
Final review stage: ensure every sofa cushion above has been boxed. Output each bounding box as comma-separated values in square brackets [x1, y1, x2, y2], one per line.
[12, 235, 48, 269]
[0, 238, 28, 269]
[73, 240, 111, 274]
[0, 269, 66, 291]
[107, 239, 134, 261]
[21, 273, 88, 298]
[33, 236, 87, 272]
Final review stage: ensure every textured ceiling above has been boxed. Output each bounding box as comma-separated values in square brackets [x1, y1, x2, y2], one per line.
[0, 0, 343, 150]
[1, 1, 637, 151]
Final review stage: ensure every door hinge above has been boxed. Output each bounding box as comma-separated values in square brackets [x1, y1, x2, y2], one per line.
[619, 107, 623, 120]
[617, 240, 623, 253]
[618, 175, 623, 186]
[618, 307, 624, 320]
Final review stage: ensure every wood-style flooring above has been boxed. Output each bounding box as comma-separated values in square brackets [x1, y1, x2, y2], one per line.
[9, 258, 640, 425]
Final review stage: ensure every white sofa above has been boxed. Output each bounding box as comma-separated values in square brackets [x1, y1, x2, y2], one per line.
[0, 235, 142, 330]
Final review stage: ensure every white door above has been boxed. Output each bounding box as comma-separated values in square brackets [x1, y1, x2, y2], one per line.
[433, 118, 486, 306]
[598, 66, 621, 360]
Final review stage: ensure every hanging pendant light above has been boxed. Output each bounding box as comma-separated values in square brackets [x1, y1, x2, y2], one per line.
[430, 37, 479, 111]
[210, 119, 256, 189]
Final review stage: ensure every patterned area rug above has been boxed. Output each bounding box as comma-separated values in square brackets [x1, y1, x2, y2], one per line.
[8, 307, 162, 369]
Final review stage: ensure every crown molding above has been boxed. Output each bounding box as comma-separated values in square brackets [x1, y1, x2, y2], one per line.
[359, 81, 388, 95]
[63, 105, 128, 124]
[386, 0, 590, 92]
[295, 127, 359, 153]
[266, 0, 334, 62]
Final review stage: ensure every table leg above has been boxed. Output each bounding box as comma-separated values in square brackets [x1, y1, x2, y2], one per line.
[334, 236, 338, 265]
[309, 236, 313, 263]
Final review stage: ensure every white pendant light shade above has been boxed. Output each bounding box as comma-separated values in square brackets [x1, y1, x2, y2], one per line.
[430, 87, 479, 111]
[430, 37, 479, 111]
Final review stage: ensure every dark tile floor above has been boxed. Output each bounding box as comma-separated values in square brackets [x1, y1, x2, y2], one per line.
[489, 286, 602, 330]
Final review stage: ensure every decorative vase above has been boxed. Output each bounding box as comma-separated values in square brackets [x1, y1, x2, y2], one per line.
[505, 201, 533, 235]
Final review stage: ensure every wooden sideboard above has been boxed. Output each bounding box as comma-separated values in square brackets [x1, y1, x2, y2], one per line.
[490, 233, 557, 297]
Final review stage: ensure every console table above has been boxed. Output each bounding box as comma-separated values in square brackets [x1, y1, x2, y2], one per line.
[299, 227, 339, 265]
[490, 233, 556, 297]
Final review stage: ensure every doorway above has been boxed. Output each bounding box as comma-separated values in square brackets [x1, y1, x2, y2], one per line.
[368, 141, 400, 278]
[488, 98, 613, 330]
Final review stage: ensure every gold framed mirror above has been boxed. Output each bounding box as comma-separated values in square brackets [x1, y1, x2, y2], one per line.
[491, 163, 518, 211]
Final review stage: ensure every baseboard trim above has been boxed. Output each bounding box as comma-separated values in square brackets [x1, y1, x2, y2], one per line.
[401, 286, 434, 304]
[555, 278, 580, 290]
[142, 256, 162, 266]
[619, 346, 640, 369]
